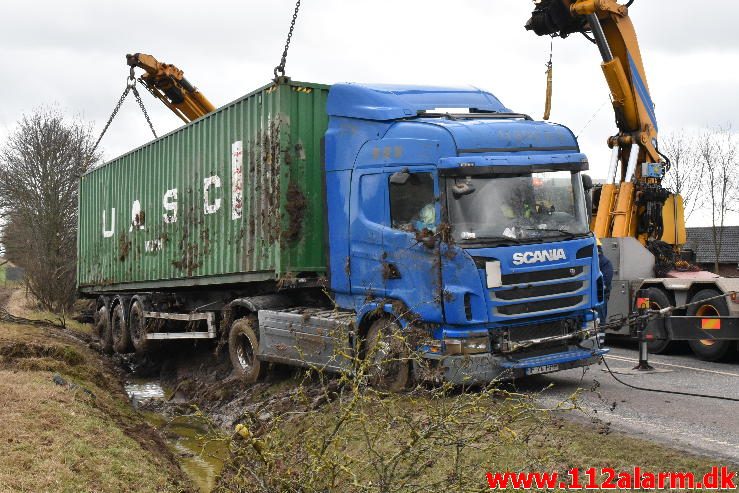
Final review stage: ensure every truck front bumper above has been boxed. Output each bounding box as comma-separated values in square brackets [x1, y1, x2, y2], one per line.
[418, 345, 609, 385]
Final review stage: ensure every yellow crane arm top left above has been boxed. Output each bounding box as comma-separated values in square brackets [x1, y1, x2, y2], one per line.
[126, 53, 216, 124]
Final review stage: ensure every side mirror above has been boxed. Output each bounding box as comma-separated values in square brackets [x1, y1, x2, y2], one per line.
[390, 168, 411, 185]
[581, 174, 594, 191]
[581, 174, 593, 222]
[452, 177, 476, 198]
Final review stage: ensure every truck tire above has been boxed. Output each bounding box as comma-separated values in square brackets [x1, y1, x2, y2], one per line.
[687, 289, 732, 362]
[96, 305, 114, 354]
[228, 316, 263, 383]
[111, 303, 131, 354]
[129, 300, 154, 354]
[641, 287, 674, 354]
[364, 318, 410, 392]
[92, 304, 102, 339]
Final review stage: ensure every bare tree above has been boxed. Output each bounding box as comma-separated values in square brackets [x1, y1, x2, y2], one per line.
[698, 128, 738, 274]
[661, 131, 704, 220]
[0, 107, 99, 312]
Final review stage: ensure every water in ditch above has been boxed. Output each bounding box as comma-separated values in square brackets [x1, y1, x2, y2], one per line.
[125, 379, 228, 492]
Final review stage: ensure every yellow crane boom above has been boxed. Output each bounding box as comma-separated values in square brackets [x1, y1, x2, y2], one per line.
[126, 53, 216, 124]
[525, 0, 686, 246]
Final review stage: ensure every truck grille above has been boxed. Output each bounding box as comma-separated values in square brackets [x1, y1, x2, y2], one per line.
[494, 281, 583, 301]
[508, 322, 566, 342]
[502, 266, 583, 285]
[493, 265, 589, 317]
[498, 296, 583, 315]
[498, 296, 584, 316]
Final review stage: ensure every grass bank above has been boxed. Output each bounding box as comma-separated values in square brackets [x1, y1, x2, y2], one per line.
[0, 316, 193, 492]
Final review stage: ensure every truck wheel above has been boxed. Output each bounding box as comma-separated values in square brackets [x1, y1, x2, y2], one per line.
[228, 316, 263, 383]
[111, 303, 131, 354]
[129, 300, 153, 354]
[641, 287, 674, 354]
[96, 305, 114, 354]
[687, 289, 732, 362]
[92, 305, 102, 339]
[364, 318, 410, 392]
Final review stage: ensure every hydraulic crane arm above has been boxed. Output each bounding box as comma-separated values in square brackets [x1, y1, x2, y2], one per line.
[126, 53, 216, 124]
[525, 0, 685, 245]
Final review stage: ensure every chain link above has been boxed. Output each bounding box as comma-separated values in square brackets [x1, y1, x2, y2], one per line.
[274, 0, 302, 79]
[132, 85, 158, 140]
[93, 76, 158, 153]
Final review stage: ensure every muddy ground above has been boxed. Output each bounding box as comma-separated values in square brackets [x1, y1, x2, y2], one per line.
[130, 340, 737, 492]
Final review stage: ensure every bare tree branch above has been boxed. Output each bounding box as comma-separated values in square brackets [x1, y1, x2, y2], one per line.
[0, 106, 100, 311]
[698, 127, 738, 274]
[661, 131, 704, 220]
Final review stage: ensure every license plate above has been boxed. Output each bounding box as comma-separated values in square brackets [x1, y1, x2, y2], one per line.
[525, 364, 559, 376]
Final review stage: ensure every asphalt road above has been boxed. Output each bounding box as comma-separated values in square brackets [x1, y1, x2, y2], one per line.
[515, 340, 739, 463]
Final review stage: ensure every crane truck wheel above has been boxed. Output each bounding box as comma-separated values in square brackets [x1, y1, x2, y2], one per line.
[111, 303, 132, 354]
[364, 318, 410, 392]
[641, 287, 674, 354]
[687, 289, 732, 362]
[228, 316, 263, 383]
[96, 305, 114, 354]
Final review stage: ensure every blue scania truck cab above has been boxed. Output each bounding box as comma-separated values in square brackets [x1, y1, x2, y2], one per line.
[320, 83, 607, 383]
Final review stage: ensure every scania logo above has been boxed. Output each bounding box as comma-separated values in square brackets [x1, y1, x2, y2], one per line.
[512, 249, 567, 266]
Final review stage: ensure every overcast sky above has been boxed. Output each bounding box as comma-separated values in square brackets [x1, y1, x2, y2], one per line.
[2, 0, 739, 225]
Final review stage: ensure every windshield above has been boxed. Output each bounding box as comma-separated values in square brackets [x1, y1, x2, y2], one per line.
[445, 171, 590, 243]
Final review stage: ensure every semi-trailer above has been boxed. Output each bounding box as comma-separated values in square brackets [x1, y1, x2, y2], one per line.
[78, 79, 608, 386]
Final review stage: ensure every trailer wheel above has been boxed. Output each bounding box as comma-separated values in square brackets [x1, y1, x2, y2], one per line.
[641, 288, 674, 354]
[111, 303, 131, 354]
[129, 300, 154, 354]
[228, 316, 263, 383]
[364, 318, 410, 392]
[96, 305, 113, 354]
[687, 289, 732, 362]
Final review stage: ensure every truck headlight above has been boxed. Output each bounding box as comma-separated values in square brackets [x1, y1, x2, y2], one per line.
[444, 338, 463, 355]
[444, 337, 489, 355]
[463, 337, 490, 354]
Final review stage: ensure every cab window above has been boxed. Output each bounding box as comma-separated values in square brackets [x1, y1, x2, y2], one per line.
[389, 172, 436, 232]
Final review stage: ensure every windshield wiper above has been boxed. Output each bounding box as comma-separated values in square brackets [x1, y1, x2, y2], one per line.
[522, 227, 587, 240]
[460, 235, 527, 245]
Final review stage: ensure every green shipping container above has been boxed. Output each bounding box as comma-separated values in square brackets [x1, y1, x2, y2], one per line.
[78, 80, 330, 293]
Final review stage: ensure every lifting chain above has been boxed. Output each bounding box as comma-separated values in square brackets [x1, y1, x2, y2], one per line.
[131, 84, 158, 141]
[543, 39, 553, 121]
[93, 67, 157, 153]
[273, 0, 302, 80]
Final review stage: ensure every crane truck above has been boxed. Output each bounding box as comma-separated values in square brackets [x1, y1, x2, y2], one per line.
[79, 73, 609, 386]
[525, 0, 739, 362]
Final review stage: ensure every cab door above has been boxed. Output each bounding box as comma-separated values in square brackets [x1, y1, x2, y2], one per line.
[382, 168, 443, 323]
[349, 172, 386, 298]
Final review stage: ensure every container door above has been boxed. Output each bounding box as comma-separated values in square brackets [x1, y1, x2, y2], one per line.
[349, 172, 386, 298]
[382, 169, 443, 322]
